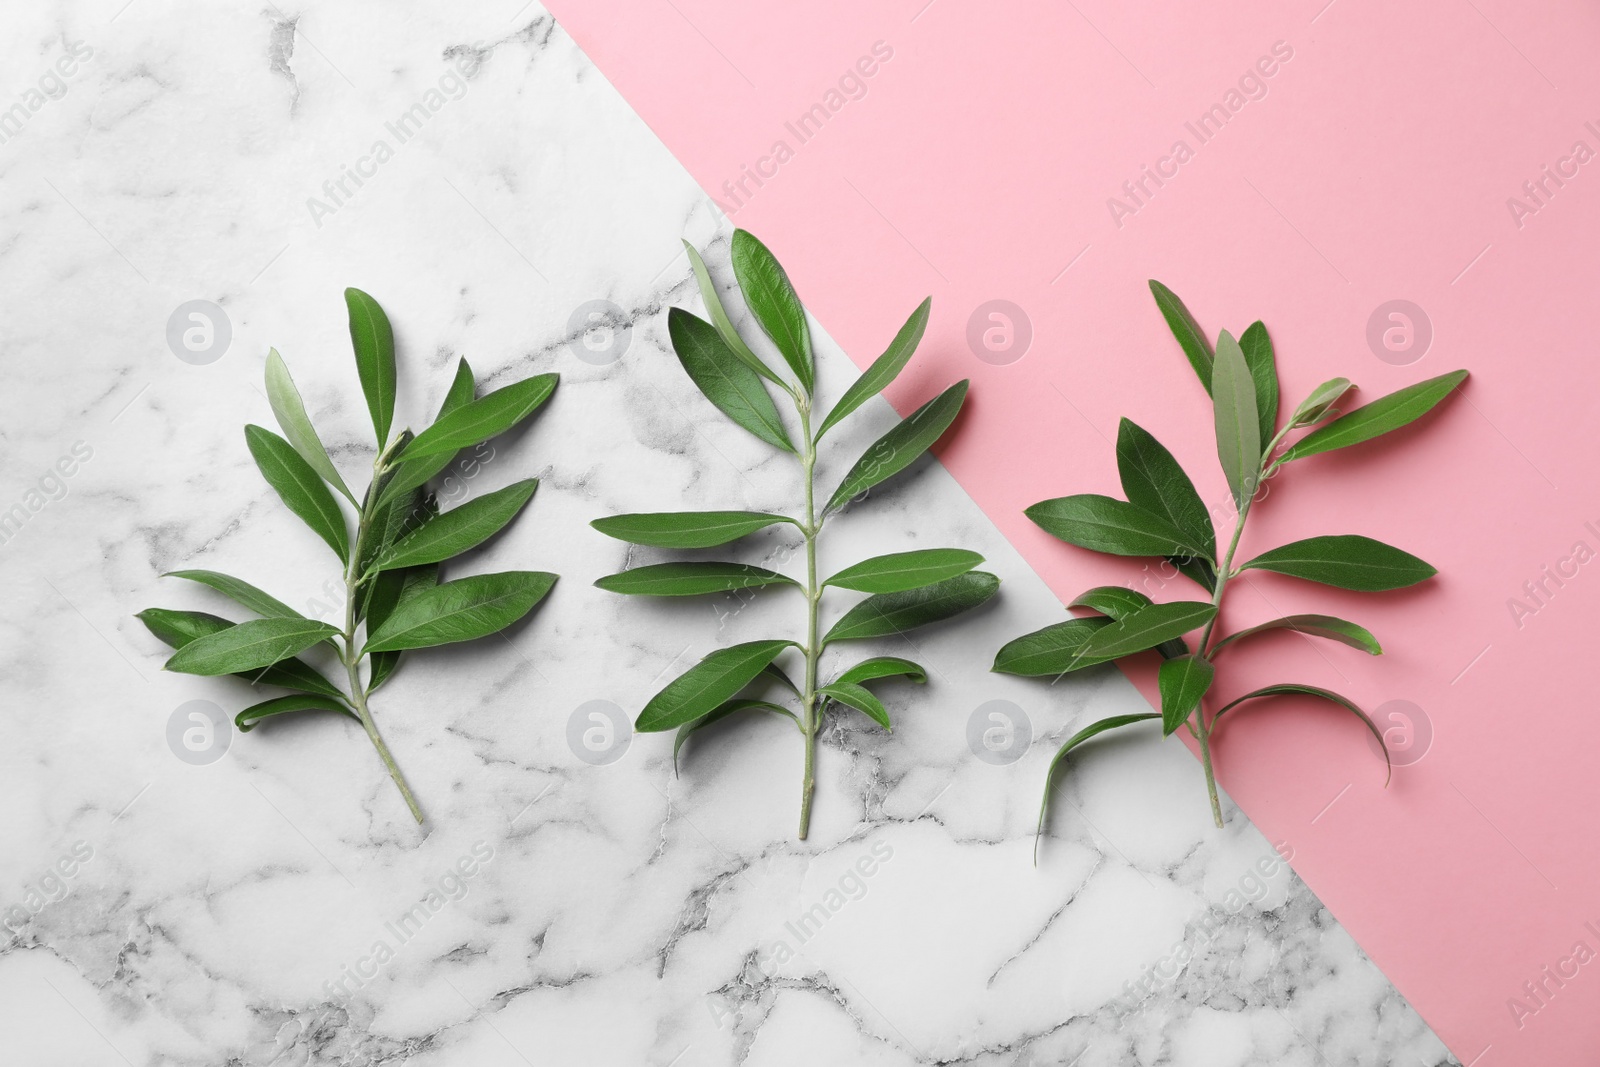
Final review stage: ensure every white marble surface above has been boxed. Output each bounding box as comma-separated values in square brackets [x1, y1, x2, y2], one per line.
[0, 4, 1454, 1064]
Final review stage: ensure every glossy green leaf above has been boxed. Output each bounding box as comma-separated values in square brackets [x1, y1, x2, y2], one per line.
[1240, 535, 1437, 591]
[363, 570, 555, 653]
[1070, 585, 1185, 657]
[400, 373, 558, 462]
[826, 381, 968, 512]
[376, 479, 538, 572]
[1211, 682, 1391, 785]
[594, 562, 796, 596]
[1280, 370, 1468, 463]
[819, 681, 891, 730]
[1172, 558, 1218, 594]
[762, 662, 801, 697]
[1157, 654, 1214, 736]
[814, 297, 930, 441]
[992, 617, 1114, 677]
[345, 287, 397, 447]
[1116, 418, 1216, 561]
[1288, 377, 1353, 428]
[366, 564, 436, 692]
[823, 548, 982, 594]
[236, 694, 357, 732]
[682, 240, 788, 390]
[1070, 600, 1216, 665]
[164, 617, 341, 676]
[244, 425, 350, 562]
[136, 608, 346, 699]
[378, 358, 477, 506]
[1211, 614, 1381, 656]
[833, 656, 927, 687]
[823, 571, 999, 644]
[1237, 321, 1278, 442]
[1037, 713, 1161, 857]
[673, 698, 797, 773]
[591, 510, 796, 549]
[730, 229, 813, 393]
[1025, 494, 1206, 559]
[1212, 329, 1260, 510]
[265, 349, 355, 503]
[1149, 280, 1212, 393]
[637, 639, 796, 732]
[668, 308, 794, 453]
[163, 569, 301, 620]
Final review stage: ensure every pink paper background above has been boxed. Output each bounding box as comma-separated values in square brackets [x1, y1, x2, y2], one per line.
[544, 0, 1600, 1059]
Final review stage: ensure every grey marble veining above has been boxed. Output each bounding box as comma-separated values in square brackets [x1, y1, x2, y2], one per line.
[0, 3, 1454, 1064]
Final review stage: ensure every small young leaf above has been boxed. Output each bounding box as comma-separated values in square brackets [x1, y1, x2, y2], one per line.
[1069, 601, 1216, 664]
[682, 240, 788, 390]
[164, 617, 341, 676]
[164, 569, 301, 620]
[591, 510, 797, 549]
[667, 308, 795, 452]
[1288, 377, 1354, 428]
[730, 230, 813, 392]
[594, 562, 796, 597]
[992, 617, 1114, 676]
[826, 381, 968, 513]
[1116, 418, 1217, 562]
[265, 349, 355, 503]
[814, 297, 931, 442]
[833, 656, 927, 687]
[400, 374, 559, 461]
[363, 571, 557, 653]
[345, 287, 397, 447]
[1237, 321, 1278, 442]
[1212, 329, 1261, 510]
[1240, 535, 1437, 591]
[1211, 614, 1381, 656]
[674, 698, 797, 773]
[378, 358, 477, 506]
[637, 639, 796, 732]
[1025, 495, 1207, 560]
[1279, 370, 1468, 463]
[1157, 654, 1214, 736]
[823, 571, 999, 644]
[136, 608, 345, 699]
[1149, 280, 1213, 393]
[245, 425, 350, 562]
[376, 479, 538, 572]
[1037, 713, 1161, 856]
[819, 681, 891, 730]
[236, 694, 357, 732]
[823, 548, 983, 594]
[1210, 682, 1390, 785]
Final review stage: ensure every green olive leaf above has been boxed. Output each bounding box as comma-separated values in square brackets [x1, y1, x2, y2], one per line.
[1037, 713, 1161, 859]
[1149, 280, 1213, 393]
[1212, 329, 1261, 510]
[1026, 494, 1207, 560]
[594, 562, 796, 596]
[668, 308, 794, 452]
[823, 548, 982, 594]
[363, 571, 556, 653]
[683, 240, 788, 390]
[1211, 614, 1381, 656]
[1211, 683, 1391, 785]
[245, 425, 351, 563]
[1279, 370, 1467, 463]
[674, 698, 797, 774]
[1237, 321, 1278, 442]
[730, 229, 813, 393]
[345, 287, 397, 447]
[376, 479, 538, 572]
[399, 373, 558, 462]
[637, 639, 797, 732]
[591, 510, 798, 549]
[826, 381, 968, 513]
[1156, 654, 1214, 736]
[1240, 535, 1437, 591]
[236, 694, 358, 732]
[164, 617, 342, 676]
[814, 297, 930, 442]
[822, 571, 999, 644]
[265, 348, 355, 503]
[819, 681, 891, 730]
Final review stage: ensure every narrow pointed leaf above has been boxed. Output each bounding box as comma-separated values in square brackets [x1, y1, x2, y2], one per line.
[669, 307, 794, 452]
[1173, 557, 1218, 594]
[400, 373, 558, 461]
[834, 656, 927, 687]
[1070, 585, 1185, 657]
[1211, 683, 1391, 785]
[136, 608, 345, 699]
[1026, 494, 1207, 560]
[345, 287, 396, 447]
[819, 681, 891, 730]
[244, 424, 350, 562]
[265, 349, 354, 502]
[367, 564, 437, 692]
[992, 617, 1114, 676]
[1280, 370, 1468, 463]
[164, 569, 301, 620]
[1157, 654, 1214, 736]
[1116, 418, 1216, 560]
[730, 230, 813, 392]
[823, 571, 999, 644]
[165, 617, 341, 676]
[1037, 713, 1161, 857]
[674, 698, 797, 773]
[1288, 377, 1354, 428]
[1241, 535, 1436, 591]
[814, 297, 931, 441]
[1212, 329, 1260, 510]
[637, 639, 796, 732]
[1071, 600, 1216, 665]
[1238, 321, 1278, 442]
[236, 694, 357, 732]
[1149, 280, 1212, 393]
[823, 548, 982, 594]
[591, 510, 796, 549]
[378, 358, 477, 506]
[1212, 614, 1381, 656]
[826, 381, 968, 512]
[594, 562, 796, 597]
[682, 240, 787, 390]
[376, 479, 538, 572]
[363, 571, 556, 653]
